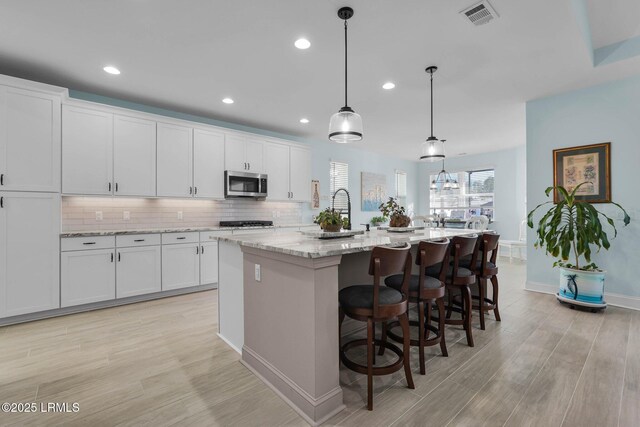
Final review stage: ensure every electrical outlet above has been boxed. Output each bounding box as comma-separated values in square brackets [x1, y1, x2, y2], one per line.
[276, 211, 281, 218]
[95, 211, 103, 221]
[177, 211, 183, 220]
[123, 211, 130, 220]
[272, 211, 277, 218]
[255, 264, 261, 282]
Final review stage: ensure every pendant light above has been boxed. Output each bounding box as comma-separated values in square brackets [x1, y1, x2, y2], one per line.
[329, 7, 363, 143]
[429, 141, 460, 191]
[420, 66, 445, 161]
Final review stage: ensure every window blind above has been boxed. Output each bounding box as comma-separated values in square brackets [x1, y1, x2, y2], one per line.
[330, 161, 349, 211]
[395, 171, 407, 204]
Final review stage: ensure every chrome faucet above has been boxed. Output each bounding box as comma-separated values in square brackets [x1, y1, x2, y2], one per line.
[331, 188, 351, 230]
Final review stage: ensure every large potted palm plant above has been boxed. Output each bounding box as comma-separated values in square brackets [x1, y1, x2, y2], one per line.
[528, 182, 630, 310]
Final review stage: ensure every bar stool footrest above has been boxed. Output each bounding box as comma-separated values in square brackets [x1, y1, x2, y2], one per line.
[340, 338, 404, 376]
[385, 320, 444, 347]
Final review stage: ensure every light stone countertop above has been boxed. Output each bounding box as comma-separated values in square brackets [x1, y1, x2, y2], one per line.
[218, 228, 478, 259]
[60, 223, 318, 238]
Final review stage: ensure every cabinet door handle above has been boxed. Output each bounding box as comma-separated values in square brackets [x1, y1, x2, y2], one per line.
[0, 174, 4, 185]
[176, 237, 186, 240]
[194, 187, 198, 195]
[115, 183, 119, 192]
[248, 162, 250, 170]
[108, 182, 111, 192]
[0, 197, 3, 208]
[196, 246, 199, 255]
[118, 252, 121, 262]
[111, 253, 114, 262]
[134, 239, 145, 242]
[189, 186, 193, 195]
[201, 246, 205, 254]
[83, 242, 96, 245]
[291, 191, 293, 199]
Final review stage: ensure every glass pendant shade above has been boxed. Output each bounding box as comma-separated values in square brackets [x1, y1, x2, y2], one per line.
[329, 107, 363, 143]
[420, 138, 445, 162]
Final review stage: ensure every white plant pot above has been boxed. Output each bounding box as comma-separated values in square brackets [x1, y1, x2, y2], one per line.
[557, 267, 607, 310]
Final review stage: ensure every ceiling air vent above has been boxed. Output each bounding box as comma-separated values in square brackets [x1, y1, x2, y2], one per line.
[460, 1, 499, 26]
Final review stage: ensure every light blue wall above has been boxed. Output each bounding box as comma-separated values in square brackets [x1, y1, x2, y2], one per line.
[70, 90, 419, 228]
[417, 146, 527, 241]
[526, 75, 640, 297]
[304, 142, 419, 227]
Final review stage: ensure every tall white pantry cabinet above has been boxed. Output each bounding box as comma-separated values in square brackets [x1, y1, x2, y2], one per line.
[0, 77, 63, 318]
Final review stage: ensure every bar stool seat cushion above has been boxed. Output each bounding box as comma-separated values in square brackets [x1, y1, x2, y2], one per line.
[384, 274, 442, 292]
[425, 263, 474, 279]
[339, 285, 403, 309]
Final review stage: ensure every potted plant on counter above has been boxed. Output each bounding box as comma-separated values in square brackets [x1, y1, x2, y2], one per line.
[314, 208, 349, 232]
[379, 197, 411, 228]
[528, 182, 630, 311]
[370, 216, 388, 227]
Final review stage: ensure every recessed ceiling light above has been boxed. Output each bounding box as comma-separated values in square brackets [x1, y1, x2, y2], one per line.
[382, 82, 395, 90]
[299, 118, 310, 124]
[103, 66, 121, 75]
[294, 38, 311, 49]
[222, 98, 234, 104]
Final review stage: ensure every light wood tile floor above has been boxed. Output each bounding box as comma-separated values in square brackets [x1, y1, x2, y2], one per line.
[1, 260, 638, 427]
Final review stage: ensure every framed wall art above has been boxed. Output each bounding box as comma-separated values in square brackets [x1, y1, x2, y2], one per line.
[553, 142, 611, 203]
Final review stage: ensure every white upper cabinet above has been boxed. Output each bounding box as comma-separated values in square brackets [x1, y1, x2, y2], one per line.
[0, 192, 60, 318]
[264, 142, 290, 201]
[157, 122, 193, 197]
[289, 145, 311, 202]
[244, 139, 264, 173]
[193, 129, 225, 199]
[263, 142, 312, 202]
[62, 105, 114, 195]
[0, 86, 61, 193]
[225, 134, 264, 173]
[113, 115, 156, 197]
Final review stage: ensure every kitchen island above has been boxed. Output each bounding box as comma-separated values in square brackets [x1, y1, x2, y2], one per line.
[217, 228, 476, 425]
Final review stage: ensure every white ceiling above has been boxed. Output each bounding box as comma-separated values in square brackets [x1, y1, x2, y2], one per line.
[2, 0, 640, 160]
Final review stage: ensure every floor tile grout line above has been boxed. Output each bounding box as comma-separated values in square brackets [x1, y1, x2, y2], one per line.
[501, 314, 579, 427]
[559, 310, 607, 427]
[616, 315, 633, 427]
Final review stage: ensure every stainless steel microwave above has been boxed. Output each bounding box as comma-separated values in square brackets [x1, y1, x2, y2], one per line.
[224, 171, 268, 199]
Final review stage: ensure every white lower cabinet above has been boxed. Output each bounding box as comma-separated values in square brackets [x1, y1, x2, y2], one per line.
[61, 248, 115, 308]
[116, 245, 161, 298]
[162, 243, 200, 290]
[200, 241, 219, 286]
[0, 192, 60, 318]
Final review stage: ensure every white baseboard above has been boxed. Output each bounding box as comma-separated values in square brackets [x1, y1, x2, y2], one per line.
[525, 281, 640, 311]
[217, 333, 242, 354]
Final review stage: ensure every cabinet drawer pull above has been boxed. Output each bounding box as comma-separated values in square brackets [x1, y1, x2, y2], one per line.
[83, 242, 96, 245]
[176, 237, 186, 240]
[134, 239, 145, 242]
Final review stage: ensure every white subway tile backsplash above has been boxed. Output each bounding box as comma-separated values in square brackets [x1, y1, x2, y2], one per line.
[61, 197, 304, 232]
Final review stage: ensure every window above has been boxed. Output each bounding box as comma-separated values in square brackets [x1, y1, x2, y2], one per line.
[330, 161, 349, 210]
[395, 170, 407, 206]
[429, 168, 495, 220]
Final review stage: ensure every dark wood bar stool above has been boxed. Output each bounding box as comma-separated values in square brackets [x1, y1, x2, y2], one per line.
[442, 234, 479, 347]
[338, 244, 414, 410]
[381, 239, 450, 375]
[454, 233, 501, 330]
